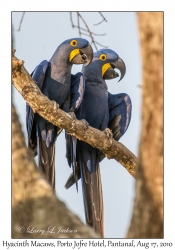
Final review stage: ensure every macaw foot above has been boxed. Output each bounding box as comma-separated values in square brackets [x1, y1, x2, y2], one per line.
[52, 100, 59, 110]
[68, 111, 76, 120]
[67, 111, 77, 132]
[81, 119, 89, 131]
[104, 128, 113, 144]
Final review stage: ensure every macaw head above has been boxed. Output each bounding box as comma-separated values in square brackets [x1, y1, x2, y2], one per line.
[82, 48, 126, 82]
[50, 38, 93, 67]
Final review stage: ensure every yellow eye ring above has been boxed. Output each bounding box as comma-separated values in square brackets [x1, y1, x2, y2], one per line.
[99, 54, 106, 61]
[70, 40, 78, 46]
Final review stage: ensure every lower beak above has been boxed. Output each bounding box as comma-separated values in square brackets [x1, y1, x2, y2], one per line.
[102, 56, 126, 81]
[103, 66, 119, 79]
[70, 44, 93, 66]
[111, 57, 126, 81]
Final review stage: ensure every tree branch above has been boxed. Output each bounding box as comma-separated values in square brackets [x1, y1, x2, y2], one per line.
[69, 24, 106, 37]
[70, 12, 108, 51]
[12, 49, 137, 178]
[77, 12, 98, 51]
[93, 40, 108, 48]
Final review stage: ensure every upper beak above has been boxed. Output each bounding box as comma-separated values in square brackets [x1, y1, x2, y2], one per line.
[70, 44, 93, 66]
[111, 56, 126, 81]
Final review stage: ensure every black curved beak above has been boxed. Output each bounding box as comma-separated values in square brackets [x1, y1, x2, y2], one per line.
[111, 56, 126, 82]
[71, 44, 93, 66]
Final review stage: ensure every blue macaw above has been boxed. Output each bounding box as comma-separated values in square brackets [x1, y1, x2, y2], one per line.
[26, 38, 93, 191]
[65, 49, 132, 237]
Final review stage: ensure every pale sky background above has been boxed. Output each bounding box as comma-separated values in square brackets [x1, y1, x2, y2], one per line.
[0, 0, 175, 244]
[12, 11, 141, 238]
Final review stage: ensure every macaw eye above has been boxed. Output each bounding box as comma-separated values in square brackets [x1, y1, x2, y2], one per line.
[99, 54, 106, 61]
[70, 40, 78, 46]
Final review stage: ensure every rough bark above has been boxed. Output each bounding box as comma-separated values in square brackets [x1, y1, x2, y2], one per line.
[127, 12, 163, 238]
[12, 49, 137, 178]
[12, 103, 99, 238]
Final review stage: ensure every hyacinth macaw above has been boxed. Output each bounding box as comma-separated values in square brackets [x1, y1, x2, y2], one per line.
[26, 38, 93, 191]
[65, 49, 132, 237]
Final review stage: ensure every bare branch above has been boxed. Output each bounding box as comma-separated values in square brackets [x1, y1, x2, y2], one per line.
[71, 25, 87, 33]
[12, 50, 137, 178]
[94, 40, 108, 48]
[78, 32, 90, 38]
[99, 12, 107, 22]
[70, 12, 107, 51]
[77, 13, 81, 37]
[94, 19, 105, 26]
[71, 24, 106, 36]
[137, 84, 142, 88]
[94, 12, 107, 26]
[16, 12, 25, 32]
[90, 32, 106, 37]
[77, 12, 98, 51]
[70, 12, 74, 28]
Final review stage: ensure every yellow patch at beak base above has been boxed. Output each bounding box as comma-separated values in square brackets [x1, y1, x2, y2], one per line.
[102, 63, 111, 77]
[69, 49, 80, 62]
